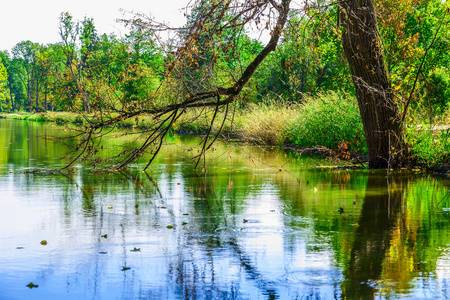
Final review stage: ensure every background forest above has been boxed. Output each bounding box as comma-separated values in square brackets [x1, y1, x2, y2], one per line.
[0, 0, 449, 167]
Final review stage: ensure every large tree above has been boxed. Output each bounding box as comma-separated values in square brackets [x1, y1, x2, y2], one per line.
[12, 41, 38, 112]
[0, 57, 8, 111]
[338, 0, 407, 168]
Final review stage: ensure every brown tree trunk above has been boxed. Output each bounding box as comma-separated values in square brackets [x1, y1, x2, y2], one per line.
[44, 85, 48, 112]
[83, 92, 90, 113]
[339, 0, 406, 168]
[7, 80, 14, 111]
[35, 77, 39, 112]
[27, 79, 33, 113]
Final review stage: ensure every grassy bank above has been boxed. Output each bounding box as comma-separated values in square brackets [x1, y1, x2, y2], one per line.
[2, 92, 449, 169]
[174, 92, 367, 156]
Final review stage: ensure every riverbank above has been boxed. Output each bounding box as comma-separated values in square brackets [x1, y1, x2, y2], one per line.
[1, 92, 449, 170]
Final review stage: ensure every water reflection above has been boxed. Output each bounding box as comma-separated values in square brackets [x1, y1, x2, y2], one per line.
[1, 119, 450, 299]
[341, 172, 450, 299]
[341, 173, 405, 298]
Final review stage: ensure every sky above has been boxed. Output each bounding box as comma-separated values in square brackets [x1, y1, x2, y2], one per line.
[0, 0, 189, 52]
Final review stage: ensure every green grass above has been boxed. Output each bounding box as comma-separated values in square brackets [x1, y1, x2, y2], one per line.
[176, 100, 300, 146]
[406, 126, 450, 168]
[285, 92, 367, 154]
[0, 112, 85, 123]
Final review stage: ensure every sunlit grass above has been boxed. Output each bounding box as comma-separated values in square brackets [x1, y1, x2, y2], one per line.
[175, 100, 299, 146]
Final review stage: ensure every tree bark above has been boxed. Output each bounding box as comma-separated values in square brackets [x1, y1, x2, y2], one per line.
[44, 85, 48, 111]
[7, 80, 14, 111]
[27, 76, 33, 112]
[35, 77, 39, 112]
[339, 0, 406, 168]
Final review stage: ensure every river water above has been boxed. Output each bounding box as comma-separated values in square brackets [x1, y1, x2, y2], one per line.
[1, 119, 450, 299]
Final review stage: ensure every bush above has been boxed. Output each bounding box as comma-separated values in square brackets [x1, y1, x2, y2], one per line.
[286, 92, 366, 153]
[420, 67, 450, 120]
[406, 126, 450, 167]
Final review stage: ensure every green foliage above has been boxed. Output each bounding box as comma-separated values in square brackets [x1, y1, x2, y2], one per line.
[406, 127, 450, 167]
[0, 57, 8, 111]
[255, 9, 352, 102]
[421, 67, 450, 116]
[0, 58, 7, 82]
[286, 92, 366, 153]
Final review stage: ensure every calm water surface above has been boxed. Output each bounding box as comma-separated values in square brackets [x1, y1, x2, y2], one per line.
[1, 119, 450, 299]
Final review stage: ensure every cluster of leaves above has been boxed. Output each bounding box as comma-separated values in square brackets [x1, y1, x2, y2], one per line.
[378, 0, 450, 122]
[255, 4, 352, 102]
[0, 57, 8, 110]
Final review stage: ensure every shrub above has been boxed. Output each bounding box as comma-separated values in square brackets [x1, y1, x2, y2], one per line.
[406, 126, 450, 167]
[418, 67, 450, 121]
[286, 92, 366, 153]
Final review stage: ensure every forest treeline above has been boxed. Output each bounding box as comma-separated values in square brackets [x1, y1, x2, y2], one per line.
[0, 0, 448, 118]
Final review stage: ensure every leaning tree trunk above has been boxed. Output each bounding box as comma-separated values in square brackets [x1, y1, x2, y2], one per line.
[339, 0, 406, 168]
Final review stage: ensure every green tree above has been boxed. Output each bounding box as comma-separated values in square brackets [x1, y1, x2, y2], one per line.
[12, 41, 39, 112]
[256, 10, 351, 102]
[58, 12, 94, 112]
[0, 57, 8, 111]
[377, 0, 450, 121]
[0, 51, 27, 111]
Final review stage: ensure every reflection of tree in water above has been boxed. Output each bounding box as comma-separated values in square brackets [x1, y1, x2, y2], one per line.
[166, 236, 281, 299]
[341, 173, 405, 298]
[164, 171, 281, 299]
[341, 172, 450, 299]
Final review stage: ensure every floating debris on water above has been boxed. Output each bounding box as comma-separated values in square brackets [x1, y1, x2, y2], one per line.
[26, 282, 38, 289]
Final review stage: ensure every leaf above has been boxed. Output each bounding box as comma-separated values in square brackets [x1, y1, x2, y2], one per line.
[166, 225, 174, 229]
[121, 266, 131, 271]
[40, 240, 47, 246]
[26, 282, 38, 288]
[130, 247, 141, 252]
[101, 234, 108, 238]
